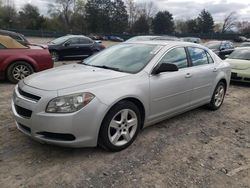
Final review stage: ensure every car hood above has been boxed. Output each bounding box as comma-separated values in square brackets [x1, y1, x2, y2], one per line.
[23, 64, 130, 91]
[226, 58, 250, 70]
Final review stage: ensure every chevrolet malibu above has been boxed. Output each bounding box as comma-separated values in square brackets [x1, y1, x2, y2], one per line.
[12, 41, 231, 151]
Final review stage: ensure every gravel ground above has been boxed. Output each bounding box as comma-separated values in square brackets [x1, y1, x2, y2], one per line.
[0, 38, 250, 188]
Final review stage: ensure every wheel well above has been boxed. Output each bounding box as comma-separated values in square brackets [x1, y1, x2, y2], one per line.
[219, 79, 227, 91]
[119, 98, 145, 129]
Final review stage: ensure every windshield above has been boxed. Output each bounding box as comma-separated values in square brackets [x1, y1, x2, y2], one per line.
[228, 49, 250, 60]
[82, 43, 162, 73]
[50, 36, 71, 44]
[205, 42, 221, 49]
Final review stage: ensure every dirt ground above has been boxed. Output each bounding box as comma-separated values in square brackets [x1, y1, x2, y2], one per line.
[0, 38, 250, 188]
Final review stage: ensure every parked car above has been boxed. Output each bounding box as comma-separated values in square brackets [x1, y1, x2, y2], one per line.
[182, 37, 201, 43]
[239, 42, 250, 47]
[12, 41, 231, 151]
[205, 41, 234, 59]
[0, 29, 30, 46]
[234, 36, 250, 42]
[48, 35, 105, 61]
[109, 36, 124, 42]
[127, 35, 181, 42]
[225, 47, 250, 83]
[0, 35, 53, 83]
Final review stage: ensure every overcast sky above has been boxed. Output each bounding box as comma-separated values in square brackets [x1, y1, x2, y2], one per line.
[13, 0, 250, 22]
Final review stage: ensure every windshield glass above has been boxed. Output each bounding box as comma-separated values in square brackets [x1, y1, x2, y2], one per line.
[82, 43, 162, 73]
[205, 42, 221, 49]
[228, 49, 250, 60]
[50, 36, 71, 44]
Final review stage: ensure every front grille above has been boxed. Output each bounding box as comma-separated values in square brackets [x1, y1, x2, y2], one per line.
[19, 123, 31, 133]
[37, 132, 76, 141]
[15, 105, 32, 118]
[231, 73, 242, 80]
[18, 87, 41, 102]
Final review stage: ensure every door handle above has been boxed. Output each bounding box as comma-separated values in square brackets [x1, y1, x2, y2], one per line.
[213, 68, 218, 72]
[185, 73, 192, 78]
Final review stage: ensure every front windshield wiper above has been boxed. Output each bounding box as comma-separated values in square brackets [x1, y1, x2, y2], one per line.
[91, 65, 121, 72]
[81, 62, 123, 72]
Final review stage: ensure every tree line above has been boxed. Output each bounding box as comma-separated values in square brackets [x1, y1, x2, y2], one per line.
[0, 0, 249, 35]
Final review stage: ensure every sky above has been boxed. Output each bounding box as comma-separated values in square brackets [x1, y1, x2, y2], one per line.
[12, 0, 250, 23]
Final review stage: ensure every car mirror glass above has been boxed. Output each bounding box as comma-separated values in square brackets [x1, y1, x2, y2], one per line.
[152, 63, 179, 75]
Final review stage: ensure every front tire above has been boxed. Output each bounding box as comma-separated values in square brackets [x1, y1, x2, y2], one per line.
[207, 81, 226, 110]
[7, 61, 34, 83]
[98, 101, 141, 152]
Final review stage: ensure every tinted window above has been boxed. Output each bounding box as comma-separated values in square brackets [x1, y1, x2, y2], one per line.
[79, 38, 92, 44]
[0, 43, 6, 49]
[68, 38, 79, 45]
[159, 47, 188, 69]
[10, 34, 22, 41]
[188, 47, 209, 66]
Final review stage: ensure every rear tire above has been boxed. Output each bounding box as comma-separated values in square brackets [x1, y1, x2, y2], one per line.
[51, 51, 59, 62]
[7, 61, 34, 83]
[98, 101, 141, 152]
[207, 81, 226, 110]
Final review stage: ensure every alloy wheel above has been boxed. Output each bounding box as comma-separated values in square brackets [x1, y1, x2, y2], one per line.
[108, 109, 138, 146]
[214, 85, 225, 107]
[12, 64, 31, 81]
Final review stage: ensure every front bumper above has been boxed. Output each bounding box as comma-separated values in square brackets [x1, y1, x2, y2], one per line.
[231, 69, 250, 83]
[11, 83, 108, 148]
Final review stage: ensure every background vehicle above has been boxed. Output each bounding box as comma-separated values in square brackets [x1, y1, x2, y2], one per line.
[225, 47, 250, 83]
[0, 29, 30, 46]
[12, 41, 231, 151]
[182, 37, 201, 43]
[127, 35, 181, 42]
[205, 40, 234, 59]
[48, 35, 106, 61]
[0, 35, 53, 83]
[239, 42, 250, 47]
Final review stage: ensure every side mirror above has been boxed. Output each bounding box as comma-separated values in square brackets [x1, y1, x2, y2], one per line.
[64, 42, 70, 46]
[152, 63, 179, 75]
[220, 47, 225, 51]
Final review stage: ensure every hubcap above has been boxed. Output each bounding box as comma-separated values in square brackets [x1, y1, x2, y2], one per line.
[12, 65, 31, 81]
[108, 109, 138, 146]
[214, 85, 225, 107]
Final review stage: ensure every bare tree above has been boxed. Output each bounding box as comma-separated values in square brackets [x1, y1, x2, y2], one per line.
[125, 0, 138, 28]
[221, 12, 238, 33]
[48, 0, 75, 31]
[137, 1, 157, 19]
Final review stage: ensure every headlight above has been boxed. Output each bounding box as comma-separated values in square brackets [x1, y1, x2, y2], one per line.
[46, 92, 95, 113]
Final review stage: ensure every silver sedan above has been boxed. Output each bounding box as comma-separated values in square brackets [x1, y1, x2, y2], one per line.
[12, 41, 231, 151]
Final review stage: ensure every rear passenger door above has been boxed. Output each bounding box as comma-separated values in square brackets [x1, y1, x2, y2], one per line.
[187, 47, 216, 106]
[78, 38, 94, 57]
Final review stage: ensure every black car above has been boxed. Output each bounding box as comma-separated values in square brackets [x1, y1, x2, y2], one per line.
[205, 41, 234, 59]
[0, 29, 30, 46]
[48, 35, 105, 61]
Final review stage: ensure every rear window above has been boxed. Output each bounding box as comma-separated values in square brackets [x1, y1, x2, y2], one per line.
[188, 47, 209, 66]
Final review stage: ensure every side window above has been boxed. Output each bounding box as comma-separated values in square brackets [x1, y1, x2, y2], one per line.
[159, 47, 188, 69]
[79, 38, 92, 44]
[188, 47, 209, 66]
[206, 52, 214, 64]
[68, 38, 79, 45]
[0, 43, 6, 49]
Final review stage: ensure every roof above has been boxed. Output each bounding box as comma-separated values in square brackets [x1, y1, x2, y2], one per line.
[125, 40, 206, 49]
[0, 35, 27, 49]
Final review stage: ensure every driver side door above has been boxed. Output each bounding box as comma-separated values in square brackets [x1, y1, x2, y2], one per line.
[149, 47, 193, 121]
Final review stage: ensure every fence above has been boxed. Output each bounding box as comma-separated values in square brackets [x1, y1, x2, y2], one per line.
[2, 28, 247, 40]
